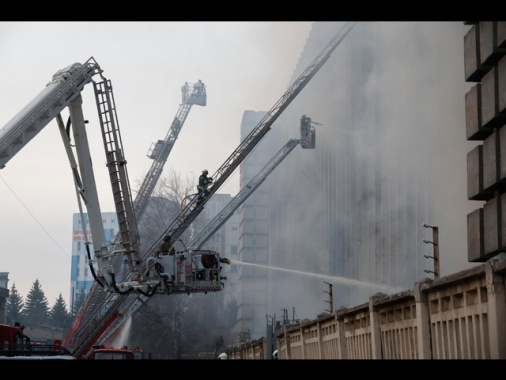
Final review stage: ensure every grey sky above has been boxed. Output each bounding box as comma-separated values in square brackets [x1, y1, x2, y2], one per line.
[0, 21, 313, 306]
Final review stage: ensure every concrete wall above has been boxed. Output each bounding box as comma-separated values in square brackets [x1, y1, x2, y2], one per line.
[229, 254, 506, 359]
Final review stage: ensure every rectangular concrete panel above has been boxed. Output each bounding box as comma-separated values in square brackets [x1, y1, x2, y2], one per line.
[467, 144, 487, 200]
[484, 196, 501, 257]
[481, 67, 498, 128]
[466, 84, 488, 140]
[502, 193, 506, 252]
[481, 22, 497, 65]
[480, 22, 505, 66]
[483, 131, 499, 191]
[482, 66, 506, 129]
[465, 24, 491, 82]
[467, 228, 484, 259]
[498, 22, 506, 49]
[500, 127, 506, 182]
[498, 56, 506, 115]
[465, 24, 480, 82]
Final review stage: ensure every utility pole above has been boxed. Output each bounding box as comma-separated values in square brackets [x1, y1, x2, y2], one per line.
[422, 223, 440, 279]
[281, 308, 288, 324]
[324, 281, 333, 313]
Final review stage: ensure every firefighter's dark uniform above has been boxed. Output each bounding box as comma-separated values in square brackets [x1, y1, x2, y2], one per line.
[196, 171, 212, 206]
[155, 236, 175, 256]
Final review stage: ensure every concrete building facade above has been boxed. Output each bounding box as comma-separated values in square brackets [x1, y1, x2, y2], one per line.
[69, 211, 119, 311]
[235, 22, 480, 339]
[464, 21, 506, 262]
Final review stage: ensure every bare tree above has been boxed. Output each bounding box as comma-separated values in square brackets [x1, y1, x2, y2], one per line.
[127, 169, 233, 358]
[137, 170, 198, 252]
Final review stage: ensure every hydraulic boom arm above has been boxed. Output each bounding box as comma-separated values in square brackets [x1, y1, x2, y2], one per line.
[144, 21, 356, 261]
[66, 21, 355, 356]
[190, 138, 302, 250]
[64, 82, 207, 355]
[96, 115, 318, 343]
[0, 59, 101, 169]
[134, 82, 207, 219]
[95, 135, 310, 345]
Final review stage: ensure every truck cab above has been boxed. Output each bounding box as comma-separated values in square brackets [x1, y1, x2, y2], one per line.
[0, 323, 75, 359]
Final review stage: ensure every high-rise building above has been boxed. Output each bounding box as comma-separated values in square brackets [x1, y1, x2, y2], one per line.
[235, 22, 479, 338]
[69, 212, 118, 311]
[236, 111, 273, 335]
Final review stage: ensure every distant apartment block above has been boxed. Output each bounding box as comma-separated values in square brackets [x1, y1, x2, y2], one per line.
[69, 212, 118, 310]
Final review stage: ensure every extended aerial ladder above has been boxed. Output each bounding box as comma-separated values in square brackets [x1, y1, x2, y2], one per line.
[0, 57, 142, 293]
[135, 81, 206, 219]
[190, 115, 317, 249]
[189, 138, 306, 250]
[96, 121, 317, 343]
[67, 21, 355, 357]
[190, 114, 317, 250]
[64, 82, 207, 355]
[0, 58, 141, 356]
[136, 21, 356, 266]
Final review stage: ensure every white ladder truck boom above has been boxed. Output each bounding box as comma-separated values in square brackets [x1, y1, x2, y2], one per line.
[67, 22, 355, 357]
[190, 137, 305, 250]
[189, 112, 318, 250]
[52, 22, 355, 360]
[0, 57, 138, 293]
[0, 60, 100, 169]
[99, 125, 316, 341]
[143, 21, 356, 268]
[93, 26, 356, 352]
[0, 57, 141, 356]
[64, 82, 207, 357]
[137, 81, 207, 219]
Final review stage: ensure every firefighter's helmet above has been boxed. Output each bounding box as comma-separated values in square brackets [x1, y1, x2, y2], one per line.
[163, 235, 171, 242]
[217, 352, 228, 360]
[202, 169, 208, 175]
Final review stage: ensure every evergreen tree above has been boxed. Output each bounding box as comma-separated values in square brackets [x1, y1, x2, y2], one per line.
[5, 283, 24, 326]
[22, 279, 50, 326]
[49, 293, 72, 329]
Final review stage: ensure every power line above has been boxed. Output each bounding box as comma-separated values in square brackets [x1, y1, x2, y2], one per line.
[0, 175, 70, 260]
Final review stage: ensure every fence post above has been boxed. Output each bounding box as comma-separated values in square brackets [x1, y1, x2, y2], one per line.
[369, 293, 387, 359]
[414, 279, 432, 359]
[485, 254, 506, 359]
